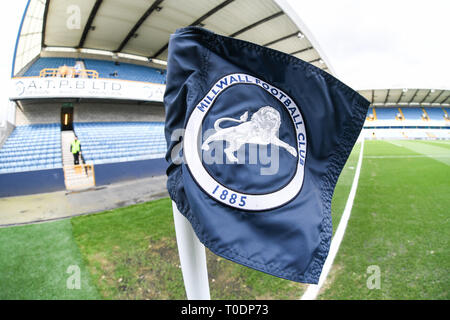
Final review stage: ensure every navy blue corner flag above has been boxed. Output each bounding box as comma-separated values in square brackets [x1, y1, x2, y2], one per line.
[164, 27, 370, 284]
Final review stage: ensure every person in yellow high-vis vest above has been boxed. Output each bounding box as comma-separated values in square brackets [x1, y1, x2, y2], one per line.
[70, 136, 81, 165]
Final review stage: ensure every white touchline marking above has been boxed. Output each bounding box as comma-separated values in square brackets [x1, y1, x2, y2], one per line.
[365, 155, 450, 159]
[301, 139, 365, 300]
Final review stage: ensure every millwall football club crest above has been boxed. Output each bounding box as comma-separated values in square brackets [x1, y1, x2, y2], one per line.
[184, 73, 307, 211]
[201, 106, 298, 163]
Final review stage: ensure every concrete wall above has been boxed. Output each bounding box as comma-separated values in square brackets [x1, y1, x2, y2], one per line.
[14, 101, 165, 126]
[15, 102, 61, 125]
[74, 101, 165, 122]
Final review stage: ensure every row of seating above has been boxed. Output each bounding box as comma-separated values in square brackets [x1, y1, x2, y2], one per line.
[0, 150, 61, 163]
[368, 129, 449, 139]
[73, 122, 167, 165]
[83, 59, 166, 83]
[367, 107, 449, 121]
[426, 108, 448, 121]
[0, 158, 62, 169]
[23, 57, 77, 77]
[22, 57, 166, 84]
[3, 142, 60, 149]
[0, 124, 62, 174]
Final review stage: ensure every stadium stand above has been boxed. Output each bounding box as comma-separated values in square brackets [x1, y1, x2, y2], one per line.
[0, 123, 62, 174]
[82, 59, 166, 83]
[23, 57, 77, 77]
[373, 107, 399, 120]
[400, 107, 423, 120]
[425, 107, 445, 120]
[74, 102, 165, 123]
[22, 57, 166, 83]
[73, 122, 166, 165]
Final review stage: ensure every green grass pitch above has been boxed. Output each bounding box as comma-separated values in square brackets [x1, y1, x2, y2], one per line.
[0, 140, 448, 299]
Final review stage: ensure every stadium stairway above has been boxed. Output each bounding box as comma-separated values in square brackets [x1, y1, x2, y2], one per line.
[398, 108, 405, 120]
[61, 130, 95, 191]
[444, 108, 450, 121]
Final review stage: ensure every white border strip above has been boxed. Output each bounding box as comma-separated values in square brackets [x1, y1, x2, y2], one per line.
[301, 140, 365, 300]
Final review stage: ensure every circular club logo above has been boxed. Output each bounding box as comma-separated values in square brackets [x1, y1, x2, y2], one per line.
[184, 73, 307, 211]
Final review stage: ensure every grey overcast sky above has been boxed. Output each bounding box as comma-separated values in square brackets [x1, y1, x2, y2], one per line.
[1, 0, 449, 110]
[287, 0, 450, 90]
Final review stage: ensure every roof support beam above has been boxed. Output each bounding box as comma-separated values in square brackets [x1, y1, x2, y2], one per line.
[290, 46, 313, 55]
[229, 11, 283, 38]
[442, 95, 450, 104]
[190, 0, 235, 27]
[396, 90, 405, 104]
[384, 89, 390, 104]
[149, 44, 168, 60]
[77, 0, 103, 48]
[116, 0, 164, 52]
[408, 89, 419, 104]
[150, 0, 235, 59]
[308, 58, 322, 64]
[419, 89, 432, 104]
[430, 90, 444, 104]
[41, 0, 51, 48]
[263, 31, 298, 47]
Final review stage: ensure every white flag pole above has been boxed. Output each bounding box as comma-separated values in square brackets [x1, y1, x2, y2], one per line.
[172, 201, 211, 300]
[301, 139, 365, 300]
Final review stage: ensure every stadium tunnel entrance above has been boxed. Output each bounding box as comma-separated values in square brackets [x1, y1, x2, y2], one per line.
[61, 103, 74, 131]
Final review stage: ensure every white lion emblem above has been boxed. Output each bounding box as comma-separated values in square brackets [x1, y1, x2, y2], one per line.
[201, 106, 298, 163]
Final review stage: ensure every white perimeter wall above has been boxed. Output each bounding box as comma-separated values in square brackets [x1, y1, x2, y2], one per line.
[363, 128, 449, 140]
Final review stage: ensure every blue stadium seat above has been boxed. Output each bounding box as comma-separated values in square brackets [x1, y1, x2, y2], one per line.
[425, 108, 445, 121]
[401, 107, 423, 120]
[375, 107, 400, 120]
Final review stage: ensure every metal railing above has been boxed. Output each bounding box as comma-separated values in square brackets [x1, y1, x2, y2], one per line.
[39, 67, 99, 79]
